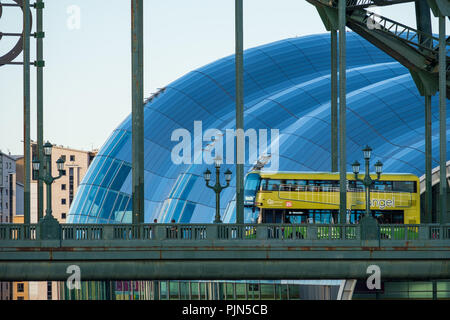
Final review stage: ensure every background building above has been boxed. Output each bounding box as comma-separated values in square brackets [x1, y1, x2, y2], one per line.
[0, 151, 24, 300]
[67, 32, 449, 225]
[9, 144, 97, 300]
[24, 142, 98, 223]
[0, 152, 17, 223]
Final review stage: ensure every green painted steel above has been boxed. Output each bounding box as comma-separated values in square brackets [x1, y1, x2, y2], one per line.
[415, 0, 432, 44]
[235, 0, 244, 224]
[0, 222, 448, 280]
[0, 222, 449, 242]
[307, 0, 448, 227]
[131, 0, 144, 224]
[439, 14, 447, 224]
[205, 166, 231, 223]
[339, 0, 347, 223]
[307, 0, 449, 97]
[425, 95, 432, 223]
[347, 9, 447, 96]
[36, 0, 44, 221]
[331, 28, 338, 173]
[352, 146, 383, 221]
[0, 222, 449, 281]
[23, 0, 31, 225]
[428, 0, 450, 17]
[0, 260, 448, 281]
[33, 146, 65, 239]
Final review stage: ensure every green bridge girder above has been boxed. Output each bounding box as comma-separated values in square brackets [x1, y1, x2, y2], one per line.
[0, 223, 449, 281]
[307, 0, 449, 96]
[323, 0, 415, 9]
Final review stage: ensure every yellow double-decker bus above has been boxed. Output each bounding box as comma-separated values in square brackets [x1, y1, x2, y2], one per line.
[241, 171, 420, 225]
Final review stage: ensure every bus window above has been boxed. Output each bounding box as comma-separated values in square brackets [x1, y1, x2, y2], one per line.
[280, 180, 296, 191]
[348, 180, 364, 190]
[244, 173, 261, 206]
[244, 206, 259, 224]
[372, 181, 393, 191]
[263, 209, 283, 223]
[285, 214, 308, 224]
[393, 181, 416, 193]
[266, 180, 281, 191]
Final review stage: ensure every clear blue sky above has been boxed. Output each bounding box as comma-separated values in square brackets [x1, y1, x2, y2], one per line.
[0, 0, 446, 155]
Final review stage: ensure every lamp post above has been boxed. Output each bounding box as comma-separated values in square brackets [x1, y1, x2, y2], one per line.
[352, 145, 383, 218]
[203, 157, 232, 223]
[32, 141, 65, 223]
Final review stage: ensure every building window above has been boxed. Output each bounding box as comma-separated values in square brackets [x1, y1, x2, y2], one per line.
[61, 199, 66, 205]
[17, 296, 24, 300]
[61, 213, 66, 219]
[47, 281, 52, 300]
[17, 283, 24, 293]
[61, 170, 66, 176]
[61, 184, 66, 190]
[61, 155, 66, 162]
[70, 155, 75, 162]
[69, 167, 74, 206]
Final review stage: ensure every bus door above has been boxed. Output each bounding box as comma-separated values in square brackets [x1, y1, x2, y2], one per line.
[284, 212, 309, 224]
[261, 209, 284, 223]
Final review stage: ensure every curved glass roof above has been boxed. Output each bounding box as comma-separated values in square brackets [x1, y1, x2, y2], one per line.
[67, 32, 449, 224]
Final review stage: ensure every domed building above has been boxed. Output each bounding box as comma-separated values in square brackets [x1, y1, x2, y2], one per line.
[67, 32, 449, 225]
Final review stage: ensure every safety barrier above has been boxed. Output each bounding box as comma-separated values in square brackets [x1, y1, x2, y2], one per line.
[1, 223, 449, 242]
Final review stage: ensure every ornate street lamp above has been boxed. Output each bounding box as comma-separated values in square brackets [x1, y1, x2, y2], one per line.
[203, 157, 232, 223]
[352, 146, 383, 218]
[32, 141, 66, 221]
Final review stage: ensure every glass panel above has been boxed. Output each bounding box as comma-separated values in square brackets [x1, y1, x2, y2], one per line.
[121, 199, 132, 223]
[82, 156, 103, 185]
[281, 284, 288, 300]
[89, 188, 107, 218]
[69, 184, 86, 214]
[236, 284, 246, 300]
[92, 157, 113, 186]
[393, 181, 416, 193]
[80, 186, 98, 216]
[261, 284, 275, 299]
[190, 283, 199, 300]
[97, 191, 119, 220]
[244, 173, 261, 200]
[115, 196, 130, 223]
[160, 281, 168, 300]
[180, 282, 189, 300]
[288, 285, 300, 300]
[110, 163, 131, 191]
[200, 282, 206, 300]
[109, 194, 124, 222]
[226, 283, 234, 300]
[101, 160, 120, 188]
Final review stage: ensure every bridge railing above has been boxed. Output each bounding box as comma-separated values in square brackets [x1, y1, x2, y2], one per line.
[0, 224, 37, 240]
[0, 223, 449, 242]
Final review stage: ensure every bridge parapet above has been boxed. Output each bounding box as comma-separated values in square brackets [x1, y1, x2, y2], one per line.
[0, 223, 449, 243]
[0, 222, 449, 280]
